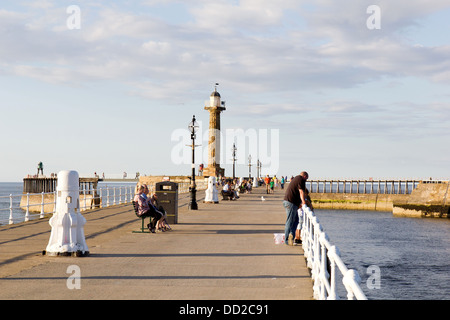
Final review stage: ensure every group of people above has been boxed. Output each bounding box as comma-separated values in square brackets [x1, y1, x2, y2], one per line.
[221, 180, 240, 200]
[133, 171, 312, 246]
[283, 171, 313, 246]
[134, 184, 172, 233]
[220, 177, 255, 200]
[263, 175, 287, 194]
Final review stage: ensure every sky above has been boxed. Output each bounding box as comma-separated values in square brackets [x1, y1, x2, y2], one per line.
[0, 0, 449, 182]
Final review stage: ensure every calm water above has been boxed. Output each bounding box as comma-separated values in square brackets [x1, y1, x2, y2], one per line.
[314, 209, 450, 300]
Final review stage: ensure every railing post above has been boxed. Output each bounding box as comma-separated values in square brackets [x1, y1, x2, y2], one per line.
[343, 269, 361, 300]
[312, 215, 321, 299]
[25, 193, 30, 221]
[40, 191, 45, 218]
[82, 188, 87, 211]
[327, 246, 340, 300]
[99, 188, 103, 208]
[319, 232, 329, 299]
[9, 194, 13, 225]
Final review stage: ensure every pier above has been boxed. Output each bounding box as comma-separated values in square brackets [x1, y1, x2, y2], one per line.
[0, 187, 314, 300]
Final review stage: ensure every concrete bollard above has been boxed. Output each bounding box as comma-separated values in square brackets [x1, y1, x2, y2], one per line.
[204, 176, 219, 203]
[44, 170, 89, 257]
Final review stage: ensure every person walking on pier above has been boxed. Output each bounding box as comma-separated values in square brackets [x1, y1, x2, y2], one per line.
[283, 171, 310, 246]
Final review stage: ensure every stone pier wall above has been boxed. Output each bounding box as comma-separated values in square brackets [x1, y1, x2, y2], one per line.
[310, 193, 409, 212]
[392, 182, 449, 218]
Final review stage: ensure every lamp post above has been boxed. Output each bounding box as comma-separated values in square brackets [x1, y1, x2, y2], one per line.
[231, 143, 237, 179]
[248, 154, 252, 179]
[257, 160, 262, 180]
[188, 115, 199, 210]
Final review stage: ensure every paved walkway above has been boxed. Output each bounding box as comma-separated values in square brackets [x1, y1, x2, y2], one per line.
[0, 186, 313, 300]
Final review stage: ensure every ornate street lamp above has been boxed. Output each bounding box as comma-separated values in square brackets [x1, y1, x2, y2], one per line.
[188, 115, 199, 210]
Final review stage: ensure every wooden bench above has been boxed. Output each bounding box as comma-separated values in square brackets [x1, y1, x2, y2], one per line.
[132, 201, 150, 233]
[221, 190, 233, 201]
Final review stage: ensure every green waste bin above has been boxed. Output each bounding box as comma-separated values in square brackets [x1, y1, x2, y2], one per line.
[155, 181, 178, 224]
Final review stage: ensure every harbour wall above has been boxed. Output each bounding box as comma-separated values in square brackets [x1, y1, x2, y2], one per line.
[311, 193, 409, 212]
[392, 181, 449, 218]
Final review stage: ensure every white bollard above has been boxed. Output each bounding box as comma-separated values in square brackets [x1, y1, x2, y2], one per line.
[44, 170, 89, 257]
[204, 176, 219, 203]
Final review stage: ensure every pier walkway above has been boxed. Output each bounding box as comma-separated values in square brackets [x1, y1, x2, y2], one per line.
[0, 187, 313, 300]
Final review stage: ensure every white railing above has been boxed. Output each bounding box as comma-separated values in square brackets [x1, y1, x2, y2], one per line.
[301, 205, 368, 300]
[0, 192, 57, 225]
[0, 182, 204, 226]
[0, 186, 135, 226]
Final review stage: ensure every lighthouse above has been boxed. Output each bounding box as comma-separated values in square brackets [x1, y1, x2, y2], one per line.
[203, 84, 226, 178]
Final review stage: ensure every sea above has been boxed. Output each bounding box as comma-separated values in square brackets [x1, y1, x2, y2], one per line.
[1, 182, 449, 299]
[314, 209, 450, 300]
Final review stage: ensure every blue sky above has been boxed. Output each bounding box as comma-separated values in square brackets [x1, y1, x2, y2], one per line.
[0, 0, 449, 182]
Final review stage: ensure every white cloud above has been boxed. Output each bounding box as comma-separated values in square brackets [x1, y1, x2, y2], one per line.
[1, 1, 450, 180]
[2, 1, 449, 96]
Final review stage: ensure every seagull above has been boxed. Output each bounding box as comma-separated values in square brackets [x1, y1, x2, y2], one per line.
[261, 196, 265, 201]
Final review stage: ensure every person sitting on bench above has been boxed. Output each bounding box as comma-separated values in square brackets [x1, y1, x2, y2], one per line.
[134, 185, 162, 233]
[222, 181, 238, 200]
[150, 193, 172, 232]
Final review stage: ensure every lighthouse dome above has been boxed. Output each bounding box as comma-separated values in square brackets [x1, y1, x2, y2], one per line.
[210, 90, 220, 97]
[209, 88, 221, 107]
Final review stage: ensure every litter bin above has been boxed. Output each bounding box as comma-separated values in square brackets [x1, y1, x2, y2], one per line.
[155, 181, 178, 224]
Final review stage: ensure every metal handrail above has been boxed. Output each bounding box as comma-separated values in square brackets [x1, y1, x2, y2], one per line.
[0, 186, 135, 225]
[1, 182, 206, 226]
[301, 205, 368, 300]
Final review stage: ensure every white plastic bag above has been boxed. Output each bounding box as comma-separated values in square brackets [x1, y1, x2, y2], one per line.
[273, 233, 285, 244]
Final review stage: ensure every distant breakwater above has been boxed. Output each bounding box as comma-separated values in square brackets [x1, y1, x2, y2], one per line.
[311, 193, 408, 212]
[309, 180, 449, 218]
